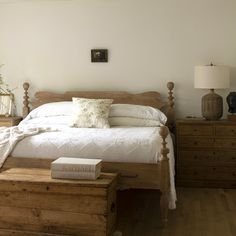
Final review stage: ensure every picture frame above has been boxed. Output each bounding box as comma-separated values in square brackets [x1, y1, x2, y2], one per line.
[91, 49, 108, 63]
[0, 93, 13, 117]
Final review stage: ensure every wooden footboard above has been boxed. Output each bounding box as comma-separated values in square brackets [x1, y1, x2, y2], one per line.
[3, 158, 163, 189]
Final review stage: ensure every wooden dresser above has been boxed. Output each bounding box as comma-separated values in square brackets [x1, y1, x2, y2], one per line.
[0, 116, 22, 127]
[176, 119, 236, 188]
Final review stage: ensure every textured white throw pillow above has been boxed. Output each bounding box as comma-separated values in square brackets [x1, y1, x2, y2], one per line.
[109, 104, 167, 124]
[109, 117, 162, 127]
[71, 98, 113, 128]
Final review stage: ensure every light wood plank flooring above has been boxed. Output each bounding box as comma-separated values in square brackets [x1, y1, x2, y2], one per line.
[116, 188, 236, 236]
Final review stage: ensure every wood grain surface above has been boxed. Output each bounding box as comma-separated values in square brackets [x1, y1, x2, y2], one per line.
[116, 188, 236, 236]
[0, 168, 117, 236]
[176, 119, 236, 188]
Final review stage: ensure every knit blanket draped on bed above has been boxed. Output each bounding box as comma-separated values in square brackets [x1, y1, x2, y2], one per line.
[0, 126, 55, 168]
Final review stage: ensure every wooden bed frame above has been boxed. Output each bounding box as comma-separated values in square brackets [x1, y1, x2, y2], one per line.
[4, 82, 175, 226]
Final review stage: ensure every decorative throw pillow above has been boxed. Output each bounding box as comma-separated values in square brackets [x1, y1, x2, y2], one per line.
[70, 98, 113, 128]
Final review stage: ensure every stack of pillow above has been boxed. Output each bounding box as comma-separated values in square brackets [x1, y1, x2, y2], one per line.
[22, 98, 167, 128]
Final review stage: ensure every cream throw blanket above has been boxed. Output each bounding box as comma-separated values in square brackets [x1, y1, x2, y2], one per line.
[0, 126, 56, 168]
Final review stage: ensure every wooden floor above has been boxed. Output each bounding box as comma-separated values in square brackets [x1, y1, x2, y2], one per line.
[116, 188, 236, 236]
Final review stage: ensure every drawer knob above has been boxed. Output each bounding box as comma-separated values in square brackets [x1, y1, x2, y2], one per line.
[32, 208, 41, 218]
[232, 143, 235, 146]
[193, 129, 198, 132]
[232, 157, 236, 160]
[110, 202, 116, 213]
[232, 129, 235, 132]
[194, 141, 198, 145]
[194, 155, 198, 159]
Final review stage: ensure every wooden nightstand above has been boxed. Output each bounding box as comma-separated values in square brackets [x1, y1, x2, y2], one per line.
[0, 116, 22, 127]
[176, 118, 236, 188]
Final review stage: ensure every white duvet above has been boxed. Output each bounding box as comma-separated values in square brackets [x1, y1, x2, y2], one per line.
[6, 116, 176, 209]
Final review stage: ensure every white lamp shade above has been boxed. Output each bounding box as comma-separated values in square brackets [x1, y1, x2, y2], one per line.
[194, 65, 230, 89]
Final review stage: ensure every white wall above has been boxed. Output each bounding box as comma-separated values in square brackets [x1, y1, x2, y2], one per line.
[0, 0, 235, 117]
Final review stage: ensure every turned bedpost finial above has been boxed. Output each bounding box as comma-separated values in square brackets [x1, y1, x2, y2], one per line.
[167, 82, 174, 109]
[159, 126, 169, 161]
[166, 82, 175, 131]
[23, 82, 30, 118]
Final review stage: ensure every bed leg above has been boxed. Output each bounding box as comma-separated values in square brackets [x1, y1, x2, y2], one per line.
[159, 126, 170, 227]
[160, 190, 168, 227]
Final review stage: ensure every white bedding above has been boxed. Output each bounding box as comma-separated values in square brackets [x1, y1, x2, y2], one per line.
[13, 126, 169, 163]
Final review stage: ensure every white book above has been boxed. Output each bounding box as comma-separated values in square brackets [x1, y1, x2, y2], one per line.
[51, 169, 101, 180]
[51, 157, 102, 173]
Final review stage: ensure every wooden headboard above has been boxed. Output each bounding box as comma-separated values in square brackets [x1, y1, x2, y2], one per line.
[22, 82, 175, 129]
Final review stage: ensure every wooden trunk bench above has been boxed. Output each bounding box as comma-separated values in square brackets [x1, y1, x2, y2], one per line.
[0, 168, 117, 236]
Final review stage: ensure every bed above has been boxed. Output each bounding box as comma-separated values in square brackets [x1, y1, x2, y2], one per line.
[3, 82, 175, 226]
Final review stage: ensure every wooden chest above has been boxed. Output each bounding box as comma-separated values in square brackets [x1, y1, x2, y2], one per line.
[0, 168, 117, 236]
[176, 119, 236, 188]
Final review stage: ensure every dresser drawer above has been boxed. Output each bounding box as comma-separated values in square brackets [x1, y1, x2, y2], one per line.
[178, 125, 213, 136]
[178, 151, 217, 164]
[178, 150, 236, 166]
[178, 137, 214, 148]
[216, 125, 236, 136]
[178, 166, 236, 181]
[177, 179, 236, 188]
[215, 138, 236, 149]
[177, 167, 205, 180]
[206, 167, 236, 181]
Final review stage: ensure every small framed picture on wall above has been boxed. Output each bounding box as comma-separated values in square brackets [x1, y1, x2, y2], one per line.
[91, 49, 108, 63]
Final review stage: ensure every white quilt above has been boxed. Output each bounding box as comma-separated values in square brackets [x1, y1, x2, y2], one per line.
[1, 121, 176, 209]
[12, 126, 170, 163]
[0, 126, 56, 167]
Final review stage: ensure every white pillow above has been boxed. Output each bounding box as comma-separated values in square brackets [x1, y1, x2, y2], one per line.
[109, 104, 167, 124]
[70, 98, 113, 128]
[24, 101, 73, 120]
[109, 117, 162, 127]
[19, 116, 71, 126]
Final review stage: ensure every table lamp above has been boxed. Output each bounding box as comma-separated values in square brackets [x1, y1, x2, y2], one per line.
[194, 64, 230, 120]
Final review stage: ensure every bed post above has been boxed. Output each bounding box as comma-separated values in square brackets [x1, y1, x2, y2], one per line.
[23, 82, 30, 118]
[159, 126, 170, 227]
[166, 82, 175, 132]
